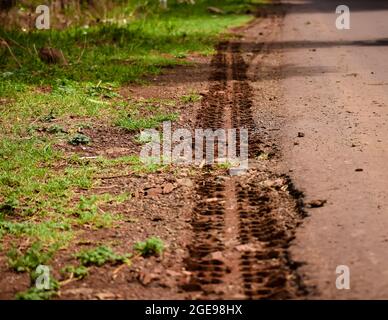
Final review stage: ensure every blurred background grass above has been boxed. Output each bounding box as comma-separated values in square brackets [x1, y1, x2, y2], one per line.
[0, 0, 258, 88]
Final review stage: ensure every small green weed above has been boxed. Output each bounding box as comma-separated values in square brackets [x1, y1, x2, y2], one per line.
[40, 110, 56, 123]
[15, 276, 59, 300]
[134, 237, 165, 257]
[47, 124, 66, 134]
[73, 195, 118, 228]
[7, 242, 54, 272]
[215, 161, 233, 170]
[68, 133, 91, 145]
[61, 265, 89, 279]
[75, 245, 131, 266]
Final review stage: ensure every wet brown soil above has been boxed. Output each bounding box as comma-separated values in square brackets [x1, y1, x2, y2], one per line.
[182, 33, 307, 299]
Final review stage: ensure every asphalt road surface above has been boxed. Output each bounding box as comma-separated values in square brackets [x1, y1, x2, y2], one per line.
[278, 0, 388, 298]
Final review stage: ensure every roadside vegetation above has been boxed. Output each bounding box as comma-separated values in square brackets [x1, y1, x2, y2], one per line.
[0, 0, 257, 299]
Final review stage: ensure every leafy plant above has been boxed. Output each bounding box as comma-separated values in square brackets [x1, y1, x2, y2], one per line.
[61, 265, 89, 279]
[74, 195, 115, 228]
[40, 110, 56, 123]
[77, 123, 92, 130]
[15, 276, 59, 300]
[75, 245, 131, 266]
[134, 237, 164, 257]
[68, 133, 91, 145]
[47, 124, 66, 134]
[7, 242, 53, 272]
[215, 161, 233, 170]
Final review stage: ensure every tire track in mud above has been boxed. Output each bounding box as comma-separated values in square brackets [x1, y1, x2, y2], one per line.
[183, 38, 308, 299]
[230, 42, 263, 159]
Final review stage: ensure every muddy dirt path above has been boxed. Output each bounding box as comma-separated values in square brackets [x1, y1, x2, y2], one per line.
[181, 18, 308, 299]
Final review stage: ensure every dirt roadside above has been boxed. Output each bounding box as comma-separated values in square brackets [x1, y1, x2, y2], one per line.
[60, 5, 311, 300]
[23, 0, 388, 301]
[1, 3, 313, 300]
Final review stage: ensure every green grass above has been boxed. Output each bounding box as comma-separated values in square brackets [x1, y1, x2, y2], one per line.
[74, 154, 167, 173]
[115, 96, 179, 131]
[116, 112, 178, 131]
[0, 150, 161, 255]
[73, 195, 124, 229]
[0, 220, 73, 246]
[181, 92, 202, 103]
[0, 138, 94, 227]
[1, 1, 253, 92]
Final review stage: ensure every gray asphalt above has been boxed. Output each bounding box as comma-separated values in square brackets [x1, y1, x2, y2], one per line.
[279, 0, 388, 298]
